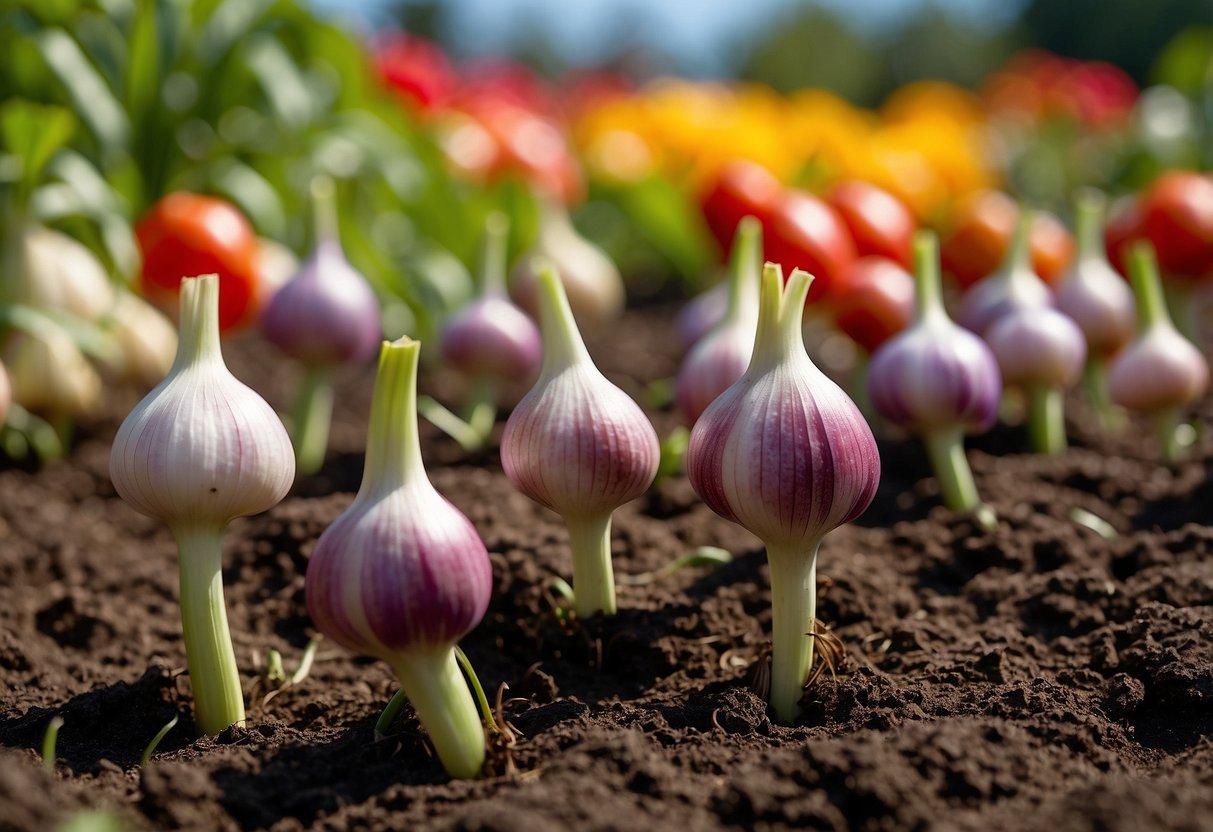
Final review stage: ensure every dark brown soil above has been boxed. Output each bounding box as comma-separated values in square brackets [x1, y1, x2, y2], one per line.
[1, 306, 1211, 832]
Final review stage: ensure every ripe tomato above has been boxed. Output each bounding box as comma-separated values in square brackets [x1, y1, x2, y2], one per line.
[764, 189, 857, 305]
[826, 180, 915, 269]
[940, 190, 1073, 287]
[833, 256, 916, 354]
[136, 193, 262, 332]
[1138, 171, 1213, 280]
[699, 160, 782, 256]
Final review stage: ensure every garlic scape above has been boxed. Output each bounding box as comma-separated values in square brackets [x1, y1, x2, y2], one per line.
[957, 207, 1052, 336]
[305, 337, 493, 779]
[869, 232, 1001, 514]
[675, 216, 761, 425]
[687, 263, 880, 723]
[501, 265, 659, 618]
[110, 275, 295, 735]
[260, 177, 382, 476]
[1109, 242, 1209, 463]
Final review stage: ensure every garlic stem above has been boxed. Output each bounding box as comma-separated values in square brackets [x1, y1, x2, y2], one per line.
[923, 427, 979, 511]
[391, 649, 485, 780]
[362, 338, 424, 496]
[1129, 243, 1173, 332]
[291, 366, 334, 476]
[766, 544, 819, 724]
[1081, 356, 1121, 431]
[1154, 406, 1183, 464]
[1074, 190, 1105, 263]
[1007, 205, 1033, 274]
[175, 525, 245, 735]
[722, 216, 761, 327]
[913, 232, 946, 326]
[566, 513, 617, 617]
[462, 376, 497, 448]
[478, 212, 509, 299]
[1027, 384, 1067, 455]
[750, 265, 812, 370]
[311, 176, 340, 245]
[536, 264, 593, 376]
[173, 274, 223, 370]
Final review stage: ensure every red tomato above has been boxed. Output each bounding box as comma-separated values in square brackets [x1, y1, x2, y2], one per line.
[833, 257, 916, 354]
[1139, 171, 1213, 280]
[373, 33, 459, 114]
[764, 189, 857, 305]
[136, 193, 261, 332]
[940, 190, 1073, 287]
[826, 180, 915, 269]
[699, 160, 782, 256]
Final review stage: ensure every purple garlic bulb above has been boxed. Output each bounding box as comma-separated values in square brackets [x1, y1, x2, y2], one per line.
[688, 263, 879, 723]
[1054, 191, 1136, 358]
[501, 264, 659, 618]
[676, 282, 729, 350]
[869, 232, 1001, 512]
[957, 206, 1052, 336]
[306, 337, 492, 779]
[259, 181, 381, 368]
[440, 212, 540, 383]
[675, 216, 761, 424]
[1109, 242, 1209, 462]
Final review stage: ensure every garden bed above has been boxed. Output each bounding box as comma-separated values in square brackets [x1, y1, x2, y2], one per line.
[1, 305, 1211, 831]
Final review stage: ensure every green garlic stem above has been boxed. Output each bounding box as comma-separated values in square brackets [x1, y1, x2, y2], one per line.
[462, 376, 497, 448]
[565, 512, 617, 618]
[1074, 190, 1106, 263]
[750, 264, 812, 371]
[1007, 205, 1033, 273]
[376, 688, 408, 737]
[1130, 243, 1175, 332]
[391, 648, 485, 780]
[766, 543, 820, 724]
[478, 212, 509, 299]
[1027, 384, 1067, 455]
[536, 266, 592, 378]
[362, 338, 424, 495]
[311, 176, 340, 245]
[174, 525, 245, 736]
[1154, 407, 1183, 464]
[922, 426, 980, 511]
[723, 216, 762, 327]
[291, 366, 334, 477]
[1081, 356, 1121, 431]
[913, 230, 947, 325]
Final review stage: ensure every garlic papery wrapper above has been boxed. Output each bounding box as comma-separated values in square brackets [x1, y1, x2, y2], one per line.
[1054, 190, 1136, 425]
[501, 265, 659, 618]
[1109, 242, 1209, 463]
[3, 324, 102, 420]
[260, 177, 382, 476]
[509, 198, 625, 333]
[110, 274, 294, 735]
[305, 337, 492, 780]
[985, 305, 1085, 455]
[676, 216, 761, 425]
[687, 264, 879, 723]
[439, 212, 541, 448]
[109, 290, 178, 387]
[957, 207, 1052, 337]
[869, 232, 1001, 513]
[15, 223, 116, 322]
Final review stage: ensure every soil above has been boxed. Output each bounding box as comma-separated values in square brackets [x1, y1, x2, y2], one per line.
[1, 305, 1211, 832]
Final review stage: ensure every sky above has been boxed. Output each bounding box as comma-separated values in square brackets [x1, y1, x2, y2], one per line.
[311, 0, 1029, 75]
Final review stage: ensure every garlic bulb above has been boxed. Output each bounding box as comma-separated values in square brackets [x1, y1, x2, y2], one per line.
[306, 337, 492, 779]
[957, 207, 1052, 336]
[108, 290, 178, 387]
[3, 325, 102, 419]
[15, 223, 115, 322]
[1109, 242, 1209, 462]
[259, 177, 381, 476]
[509, 198, 625, 333]
[501, 264, 659, 617]
[688, 263, 879, 722]
[111, 274, 294, 735]
[869, 232, 1001, 512]
[676, 216, 761, 425]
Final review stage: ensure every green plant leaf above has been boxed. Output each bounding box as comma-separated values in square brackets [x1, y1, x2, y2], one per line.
[36, 27, 130, 153]
[608, 175, 711, 285]
[0, 99, 76, 190]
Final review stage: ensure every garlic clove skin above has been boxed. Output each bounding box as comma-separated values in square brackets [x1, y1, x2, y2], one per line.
[259, 238, 382, 368]
[676, 281, 728, 350]
[688, 265, 879, 552]
[868, 321, 1001, 434]
[984, 307, 1086, 390]
[3, 326, 102, 418]
[1055, 191, 1136, 358]
[1109, 326, 1208, 412]
[111, 275, 294, 528]
[440, 295, 541, 382]
[17, 224, 116, 322]
[509, 200, 625, 333]
[109, 290, 178, 387]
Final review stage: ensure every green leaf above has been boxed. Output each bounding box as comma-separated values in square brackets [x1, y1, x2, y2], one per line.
[243, 33, 313, 129]
[207, 158, 286, 239]
[607, 175, 711, 285]
[36, 28, 130, 153]
[123, 0, 161, 121]
[0, 99, 76, 190]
